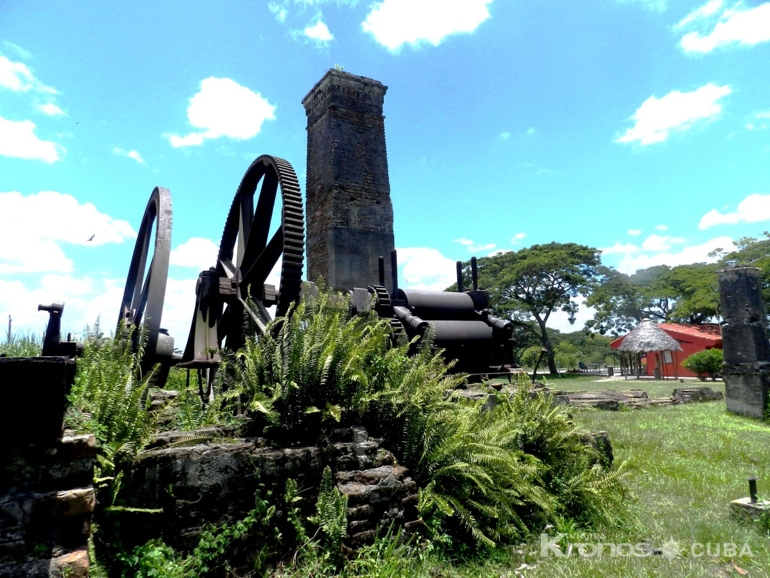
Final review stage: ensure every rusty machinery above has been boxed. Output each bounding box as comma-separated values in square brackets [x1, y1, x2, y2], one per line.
[34, 154, 516, 386]
[349, 253, 516, 376]
[116, 155, 304, 388]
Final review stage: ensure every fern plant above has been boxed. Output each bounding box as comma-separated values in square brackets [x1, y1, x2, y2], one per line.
[235, 290, 394, 439]
[66, 324, 154, 466]
[309, 466, 348, 564]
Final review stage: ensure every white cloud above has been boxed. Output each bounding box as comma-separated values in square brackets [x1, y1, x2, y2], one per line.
[112, 147, 145, 164]
[304, 20, 334, 43]
[641, 234, 685, 251]
[616, 83, 731, 145]
[0, 54, 57, 94]
[0, 191, 136, 274]
[526, 127, 536, 135]
[269, 2, 288, 21]
[627, 229, 642, 236]
[37, 103, 65, 116]
[611, 236, 735, 274]
[170, 237, 220, 270]
[362, 0, 493, 52]
[453, 237, 496, 253]
[677, 1, 770, 54]
[166, 77, 276, 148]
[699, 193, 770, 229]
[0, 273, 198, 346]
[499, 131, 511, 140]
[674, 0, 723, 29]
[746, 109, 770, 131]
[600, 242, 641, 256]
[655, 224, 668, 231]
[0, 115, 64, 163]
[397, 247, 457, 290]
[511, 232, 526, 243]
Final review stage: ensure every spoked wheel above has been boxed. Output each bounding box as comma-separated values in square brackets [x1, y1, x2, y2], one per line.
[118, 187, 173, 375]
[181, 155, 305, 370]
[216, 155, 304, 351]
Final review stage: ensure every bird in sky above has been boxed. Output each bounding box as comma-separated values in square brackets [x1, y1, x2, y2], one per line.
[87, 234, 95, 242]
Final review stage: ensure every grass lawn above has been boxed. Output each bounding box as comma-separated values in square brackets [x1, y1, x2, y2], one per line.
[527, 401, 770, 577]
[348, 397, 770, 578]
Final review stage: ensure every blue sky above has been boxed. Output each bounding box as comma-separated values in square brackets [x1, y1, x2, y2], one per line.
[2, 0, 770, 342]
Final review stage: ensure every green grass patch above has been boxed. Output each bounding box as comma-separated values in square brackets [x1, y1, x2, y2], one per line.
[274, 400, 770, 577]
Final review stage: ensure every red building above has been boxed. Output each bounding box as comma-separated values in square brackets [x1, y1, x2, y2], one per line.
[610, 323, 722, 378]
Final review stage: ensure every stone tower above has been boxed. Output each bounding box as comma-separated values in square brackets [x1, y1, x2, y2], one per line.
[718, 266, 770, 418]
[302, 69, 396, 292]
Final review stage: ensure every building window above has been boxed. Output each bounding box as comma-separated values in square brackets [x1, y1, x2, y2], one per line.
[664, 351, 673, 364]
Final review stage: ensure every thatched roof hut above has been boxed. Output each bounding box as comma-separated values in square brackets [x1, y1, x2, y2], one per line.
[615, 318, 683, 379]
[617, 318, 683, 353]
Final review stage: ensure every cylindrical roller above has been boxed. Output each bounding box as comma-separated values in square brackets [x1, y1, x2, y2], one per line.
[484, 314, 513, 337]
[393, 306, 429, 334]
[397, 289, 477, 320]
[430, 320, 493, 343]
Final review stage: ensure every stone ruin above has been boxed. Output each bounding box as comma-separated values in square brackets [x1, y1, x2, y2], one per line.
[0, 358, 96, 578]
[303, 70, 397, 294]
[0, 70, 411, 577]
[718, 266, 770, 418]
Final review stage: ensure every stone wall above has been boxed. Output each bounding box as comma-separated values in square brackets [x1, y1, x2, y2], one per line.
[119, 426, 419, 551]
[302, 70, 396, 292]
[0, 356, 93, 578]
[718, 266, 770, 418]
[0, 435, 96, 578]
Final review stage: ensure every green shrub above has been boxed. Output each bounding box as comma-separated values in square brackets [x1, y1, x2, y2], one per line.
[681, 348, 723, 380]
[391, 374, 624, 548]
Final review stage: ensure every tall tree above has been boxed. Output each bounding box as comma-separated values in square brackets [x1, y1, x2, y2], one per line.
[455, 243, 601, 375]
[586, 263, 720, 336]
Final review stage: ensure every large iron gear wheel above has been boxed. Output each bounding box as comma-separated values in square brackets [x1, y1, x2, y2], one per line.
[216, 155, 304, 351]
[118, 187, 173, 373]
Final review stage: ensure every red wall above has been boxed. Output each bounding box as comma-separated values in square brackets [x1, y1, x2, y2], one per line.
[642, 341, 712, 378]
[612, 324, 722, 378]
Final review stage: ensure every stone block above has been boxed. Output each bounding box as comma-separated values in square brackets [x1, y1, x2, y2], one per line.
[721, 322, 770, 363]
[0, 357, 76, 445]
[671, 387, 723, 404]
[49, 549, 89, 578]
[719, 266, 765, 323]
[723, 370, 770, 418]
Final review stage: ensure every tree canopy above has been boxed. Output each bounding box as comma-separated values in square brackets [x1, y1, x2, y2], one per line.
[453, 242, 601, 375]
[585, 263, 720, 336]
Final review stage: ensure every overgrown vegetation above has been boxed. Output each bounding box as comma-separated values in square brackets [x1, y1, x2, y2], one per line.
[71, 290, 626, 576]
[0, 330, 42, 357]
[66, 323, 155, 480]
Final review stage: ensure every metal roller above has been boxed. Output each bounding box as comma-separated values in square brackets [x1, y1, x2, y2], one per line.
[429, 320, 494, 344]
[397, 289, 477, 320]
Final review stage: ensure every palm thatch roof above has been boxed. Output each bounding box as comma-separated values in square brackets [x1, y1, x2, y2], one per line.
[617, 318, 683, 353]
